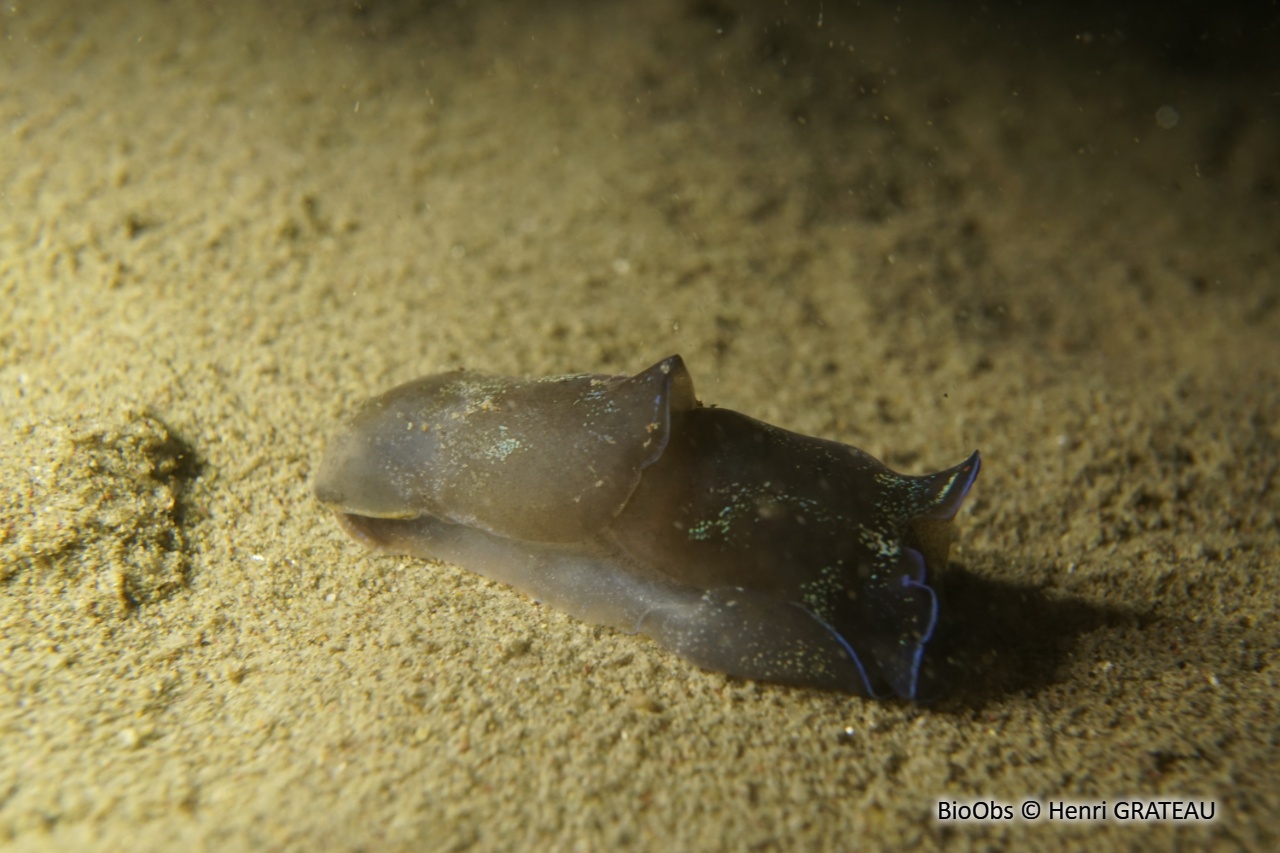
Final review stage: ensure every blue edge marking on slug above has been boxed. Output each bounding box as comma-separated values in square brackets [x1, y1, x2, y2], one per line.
[796, 548, 937, 700]
[792, 601, 878, 697]
[802, 451, 980, 700]
[900, 550, 938, 700]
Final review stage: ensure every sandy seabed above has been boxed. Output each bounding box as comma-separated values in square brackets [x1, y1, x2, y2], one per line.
[2, 1, 1277, 850]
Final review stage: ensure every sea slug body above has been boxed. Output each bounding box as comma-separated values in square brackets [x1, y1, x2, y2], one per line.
[314, 355, 979, 700]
